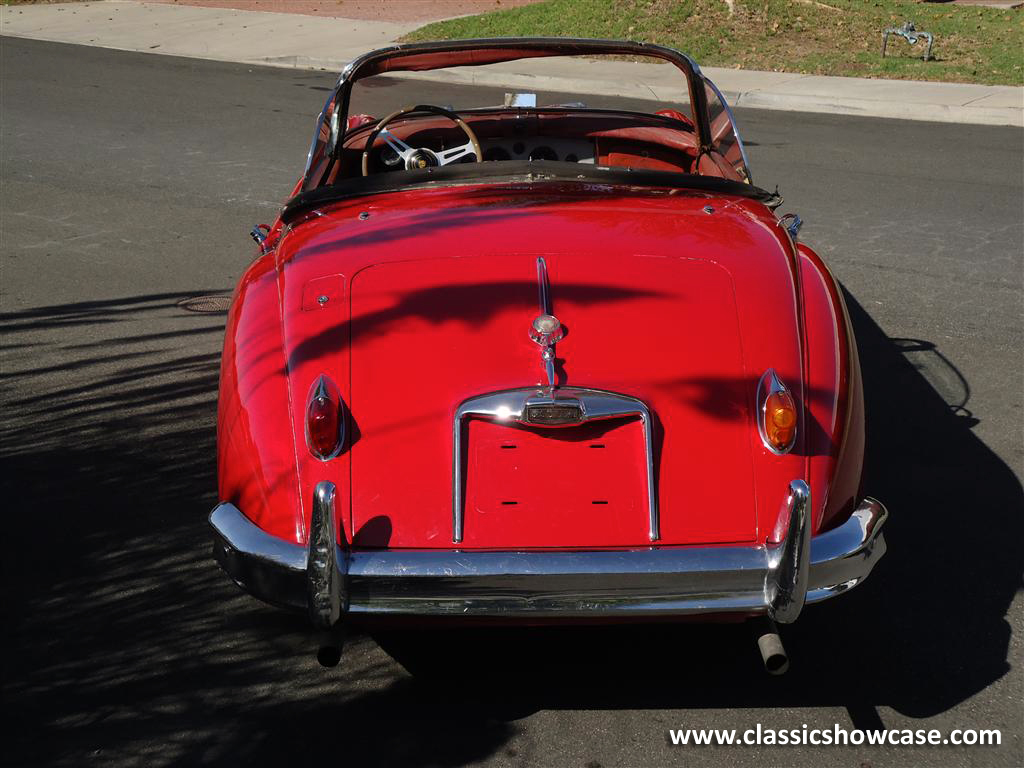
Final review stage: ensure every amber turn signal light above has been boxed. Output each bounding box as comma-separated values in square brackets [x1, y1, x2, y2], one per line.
[764, 391, 797, 452]
[306, 374, 345, 461]
[757, 369, 797, 454]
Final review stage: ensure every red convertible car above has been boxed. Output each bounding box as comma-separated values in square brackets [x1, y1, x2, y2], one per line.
[210, 39, 887, 674]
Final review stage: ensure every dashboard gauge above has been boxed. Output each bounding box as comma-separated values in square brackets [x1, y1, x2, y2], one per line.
[484, 146, 511, 162]
[529, 146, 558, 161]
[380, 146, 402, 167]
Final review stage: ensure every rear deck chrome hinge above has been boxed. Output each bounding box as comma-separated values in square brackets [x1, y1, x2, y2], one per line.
[250, 223, 270, 246]
[779, 213, 802, 242]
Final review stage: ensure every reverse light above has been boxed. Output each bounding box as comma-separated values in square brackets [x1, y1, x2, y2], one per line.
[757, 369, 797, 454]
[305, 375, 345, 461]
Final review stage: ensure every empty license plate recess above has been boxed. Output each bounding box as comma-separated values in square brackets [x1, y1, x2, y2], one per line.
[463, 416, 651, 548]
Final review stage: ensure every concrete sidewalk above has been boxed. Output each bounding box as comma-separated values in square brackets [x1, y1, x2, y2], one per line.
[2, 0, 1021, 127]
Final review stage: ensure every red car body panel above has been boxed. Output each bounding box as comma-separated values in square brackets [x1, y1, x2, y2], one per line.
[799, 244, 866, 533]
[217, 257, 304, 544]
[217, 186, 858, 552]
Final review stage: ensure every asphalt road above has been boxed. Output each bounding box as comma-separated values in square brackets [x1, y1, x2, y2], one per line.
[2, 37, 1022, 768]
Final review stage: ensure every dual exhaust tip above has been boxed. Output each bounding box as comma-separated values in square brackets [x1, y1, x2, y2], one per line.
[307, 479, 800, 675]
[316, 619, 791, 674]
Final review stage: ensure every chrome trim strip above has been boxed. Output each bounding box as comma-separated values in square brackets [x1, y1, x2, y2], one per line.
[210, 494, 886, 617]
[306, 481, 349, 628]
[536, 256, 551, 315]
[764, 480, 810, 624]
[452, 387, 658, 543]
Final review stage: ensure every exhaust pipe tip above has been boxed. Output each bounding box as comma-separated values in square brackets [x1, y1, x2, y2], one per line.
[315, 629, 344, 668]
[757, 633, 789, 675]
[751, 617, 789, 675]
[317, 644, 342, 668]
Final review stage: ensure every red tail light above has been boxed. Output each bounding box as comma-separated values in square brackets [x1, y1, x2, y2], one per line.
[757, 369, 797, 454]
[306, 375, 344, 460]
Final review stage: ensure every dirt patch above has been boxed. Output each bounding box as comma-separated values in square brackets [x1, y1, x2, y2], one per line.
[143, 0, 543, 22]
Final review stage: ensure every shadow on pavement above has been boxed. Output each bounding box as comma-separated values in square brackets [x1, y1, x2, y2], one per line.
[1, 289, 1020, 767]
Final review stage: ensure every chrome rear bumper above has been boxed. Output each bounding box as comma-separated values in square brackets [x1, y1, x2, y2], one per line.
[210, 485, 886, 622]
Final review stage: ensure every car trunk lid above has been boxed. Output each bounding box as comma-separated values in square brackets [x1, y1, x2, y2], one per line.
[348, 251, 758, 548]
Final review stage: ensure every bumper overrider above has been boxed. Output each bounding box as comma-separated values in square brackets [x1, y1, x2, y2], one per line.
[209, 480, 887, 625]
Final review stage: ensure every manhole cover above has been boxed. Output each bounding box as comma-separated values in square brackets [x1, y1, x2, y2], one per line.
[177, 295, 232, 313]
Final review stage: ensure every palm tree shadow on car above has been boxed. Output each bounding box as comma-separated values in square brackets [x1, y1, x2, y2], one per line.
[371, 288, 1023, 724]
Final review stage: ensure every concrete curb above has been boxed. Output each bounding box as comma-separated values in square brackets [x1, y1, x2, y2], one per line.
[731, 90, 1024, 126]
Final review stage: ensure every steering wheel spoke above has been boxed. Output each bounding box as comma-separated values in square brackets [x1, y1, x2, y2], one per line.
[379, 127, 414, 160]
[437, 141, 478, 166]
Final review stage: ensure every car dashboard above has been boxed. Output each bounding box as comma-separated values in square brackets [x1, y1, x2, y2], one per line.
[337, 108, 709, 180]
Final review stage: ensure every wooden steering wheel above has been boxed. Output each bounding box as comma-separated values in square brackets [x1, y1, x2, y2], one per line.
[361, 104, 483, 176]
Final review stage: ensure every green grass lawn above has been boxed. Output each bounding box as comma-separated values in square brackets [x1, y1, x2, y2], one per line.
[405, 0, 1024, 86]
